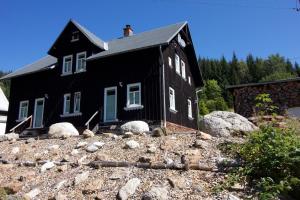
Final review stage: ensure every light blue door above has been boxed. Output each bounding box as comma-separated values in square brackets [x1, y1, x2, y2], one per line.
[33, 98, 44, 128]
[104, 87, 117, 122]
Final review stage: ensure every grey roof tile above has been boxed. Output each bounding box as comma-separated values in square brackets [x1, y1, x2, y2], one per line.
[0, 55, 57, 80]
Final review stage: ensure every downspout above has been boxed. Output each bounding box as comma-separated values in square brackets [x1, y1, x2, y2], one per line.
[159, 45, 167, 128]
[195, 88, 202, 131]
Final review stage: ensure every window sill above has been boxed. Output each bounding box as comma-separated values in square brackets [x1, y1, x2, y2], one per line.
[124, 105, 144, 111]
[60, 112, 82, 118]
[61, 73, 73, 77]
[71, 39, 79, 42]
[169, 108, 178, 114]
[74, 70, 86, 74]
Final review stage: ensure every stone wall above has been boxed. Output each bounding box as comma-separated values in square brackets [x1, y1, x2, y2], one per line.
[230, 79, 300, 117]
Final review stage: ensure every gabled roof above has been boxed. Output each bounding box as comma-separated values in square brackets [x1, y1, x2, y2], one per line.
[0, 55, 57, 80]
[88, 21, 187, 60]
[48, 19, 108, 54]
[0, 87, 9, 112]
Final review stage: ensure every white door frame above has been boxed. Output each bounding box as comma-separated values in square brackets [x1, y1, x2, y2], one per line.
[103, 86, 118, 122]
[33, 97, 45, 128]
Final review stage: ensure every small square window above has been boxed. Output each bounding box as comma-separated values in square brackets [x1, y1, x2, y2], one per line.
[62, 55, 73, 75]
[71, 31, 79, 42]
[181, 60, 186, 80]
[127, 83, 141, 107]
[175, 54, 180, 75]
[76, 52, 86, 72]
[18, 100, 29, 120]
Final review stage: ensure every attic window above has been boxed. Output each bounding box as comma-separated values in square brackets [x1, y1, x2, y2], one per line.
[71, 31, 79, 42]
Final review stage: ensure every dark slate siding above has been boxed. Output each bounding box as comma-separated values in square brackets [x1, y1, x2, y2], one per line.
[163, 39, 198, 130]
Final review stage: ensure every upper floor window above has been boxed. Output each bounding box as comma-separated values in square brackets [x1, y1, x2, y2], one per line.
[181, 60, 186, 80]
[74, 92, 81, 113]
[63, 93, 71, 114]
[76, 52, 86, 72]
[62, 55, 73, 75]
[18, 100, 29, 120]
[168, 57, 173, 68]
[71, 31, 79, 42]
[175, 54, 180, 75]
[127, 83, 141, 107]
[188, 99, 193, 119]
[169, 87, 176, 112]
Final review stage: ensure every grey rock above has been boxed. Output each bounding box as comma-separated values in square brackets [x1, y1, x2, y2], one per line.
[125, 140, 140, 149]
[117, 178, 141, 200]
[74, 171, 89, 186]
[163, 157, 174, 165]
[40, 161, 55, 172]
[194, 140, 210, 149]
[48, 122, 79, 139]
[82, 129, 94, 138]
[76, 141, 88, 148]
[142, 186, 169, 200]
[86, 145, 99, 153]
[227, 194, 241, 200]
[151, 127, 165, 137]
[121, 121, 149, 134]
[23, 188, 41, 199]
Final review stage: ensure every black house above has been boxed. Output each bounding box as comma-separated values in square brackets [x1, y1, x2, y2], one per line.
[1, 20, 203, 134]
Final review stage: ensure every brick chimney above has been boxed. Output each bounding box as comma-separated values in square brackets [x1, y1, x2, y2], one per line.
[123, 25, 133, 37]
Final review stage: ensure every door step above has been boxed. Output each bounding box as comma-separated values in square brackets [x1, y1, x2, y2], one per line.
[20, 128, 48, 138]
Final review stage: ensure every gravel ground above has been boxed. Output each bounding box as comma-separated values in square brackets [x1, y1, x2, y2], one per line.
[0, 132, 246, 200]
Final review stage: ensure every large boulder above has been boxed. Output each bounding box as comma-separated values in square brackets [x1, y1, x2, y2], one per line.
[121, 121, 149, 134]
[200, 111, 258, 137]
[48, 122, 79, 139]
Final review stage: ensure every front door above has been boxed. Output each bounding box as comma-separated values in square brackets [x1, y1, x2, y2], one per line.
[33, 98, 45, 128]
[104, 87, 117, 122]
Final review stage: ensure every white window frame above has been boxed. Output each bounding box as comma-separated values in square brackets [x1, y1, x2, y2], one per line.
[175, 54, 180, 75]
[124, 82, 143, 110]
[188, 99, 193, 119]
[18, 100, 29, 121]
[71, 31, 79, 42]
[168, 57, 173, 68]
[75, 51, 86, 73]
[188, 76, 191, 85]
[181, 60, 186, 80]
[169, 87, 177, 113]
[63, 93, 71, 114]
[73, 92, 81, 113]
[62, 55, 73, 75]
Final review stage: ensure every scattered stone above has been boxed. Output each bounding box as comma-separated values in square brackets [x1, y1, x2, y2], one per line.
[109, 169, 130, 180]
[112, 135, 121, 140]
[123, 132, 134, 138]
[86, 144, 99, 153]
[163, 157, 174, 165]
[11, 147, 20, 154]
[25, 138, 36, 144]
[168, 176, 187, 189]
[93, 141, 105, 148]
[198, 131, 212, 140]
[55, 192, 68, 200]
[82, 129, 94, 138]
[23, 188, 41, 200]
[48, 122, 79, 139]
[138, 156, 152, 163]
[117, 178, 141, 200]
[82, 179, 103, 194]
[74, 171, 89, 186]
[77, 155, 87, 165]
[95, 153, 109, 161]
[146, 144, 156, 153]
[76, 141, 88, 148]
[57, 164, 68, 172]
[61, 155, 69, 162]
[193, 185, 203, 193]
[151, 127, 165, 137]
[227, 194, 241, 200]
[142, 186, 169, 200]
[194, 140, 210, 149]
[71, 149, 79, 155]
[0, 133, 19, 142]
[125, 140, 140, 149]
[48, 144, 60, 150]
[2, 181, 23, 194]
[199, 111, 258, 137]
[121, 121, 149, 134]
[41, 161, 55, 172]
[53, 180, 67, 190]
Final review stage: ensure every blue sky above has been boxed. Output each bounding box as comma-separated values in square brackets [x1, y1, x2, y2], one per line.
[0, 0, 299, 71]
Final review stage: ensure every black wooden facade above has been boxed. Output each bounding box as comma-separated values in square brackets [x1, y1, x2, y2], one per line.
[4, 20, 203, 133]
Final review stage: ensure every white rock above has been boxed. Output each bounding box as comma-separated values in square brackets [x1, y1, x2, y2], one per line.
[76, 141, 88, 148]
[55, 192, 68, 200]
[86, 145, 98, 153]
[164, 157, 174, 165]
[92, 141, 105, 148]
[74, 171, 89, 185]
[48, 122, 79, 139]
[142, 186, 169, 200]
[82, 129, 94, 138]
[121, 121, 149, 134]
[71, 149, 80, 155]
[23, 188, 41, 199]
[227, 194, 241, 200]
[112, 134, 121, 140]
[11, 147, 20, 154]
[41, 161, 55, 172]
[200, 111, 258, 137]
[77, 155, 87, 165]
[53, 180, 67, 190]
[194, 140, 210, 149]
[118, 178, 141, 200]
[147, 145, 157, 154]
[125, 140, 140, 149]
[0, 133, 19, 142]
[48, 144, 60, 150]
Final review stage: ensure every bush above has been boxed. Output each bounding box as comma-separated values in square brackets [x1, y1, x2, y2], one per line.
[224, 126, 300, 199]
[199, 100, 209, 116]
[215, 97, 228, 111]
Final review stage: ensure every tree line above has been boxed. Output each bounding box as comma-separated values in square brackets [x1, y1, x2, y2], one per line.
[0, 71, 10, 98]
[198, 53, 300, 108]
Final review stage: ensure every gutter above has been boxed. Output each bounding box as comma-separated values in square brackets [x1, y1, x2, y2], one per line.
[159, 45, 167, 128]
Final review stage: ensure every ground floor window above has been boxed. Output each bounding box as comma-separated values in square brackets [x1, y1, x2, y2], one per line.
[18, 100, 29, 120]
[188, 99, 193, 119]
[63, 93, 71, 114]
[74, 92, 81, 113]
[169, 87, 176, 112]
[126, 83, 142, 107]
